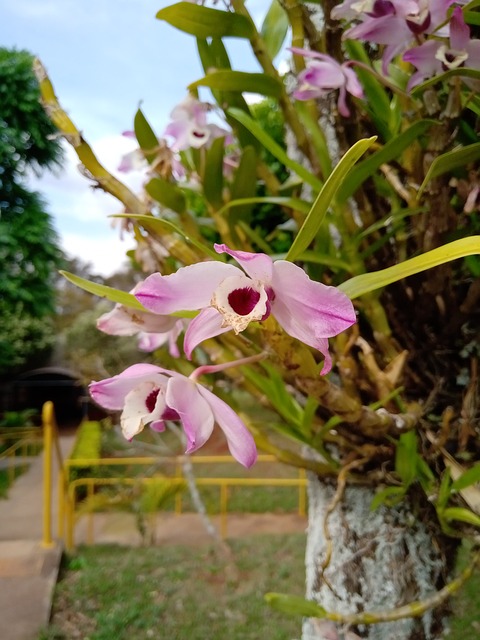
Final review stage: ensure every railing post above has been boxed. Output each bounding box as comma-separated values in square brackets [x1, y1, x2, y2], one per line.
[42, 401, 54, 548]
[298, 468, 306, 517]
[58, 467, 65, 540]
[220, 482, 228, 539]
[175, 459, 183, 515]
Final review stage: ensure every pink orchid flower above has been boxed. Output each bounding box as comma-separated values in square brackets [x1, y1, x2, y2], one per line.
[164, 95, 231, 152]
[89, 361, 258, 467]
[289, 47, 364, 117]
[96, 287, 186, 357]
[117, 131, 185, 179]
[96, 285, 180, 337]
[134, 244, 356, 375]
[137, 319, 187, 357]
[334, 0, 456, 73]
[403, 7, 480, 90]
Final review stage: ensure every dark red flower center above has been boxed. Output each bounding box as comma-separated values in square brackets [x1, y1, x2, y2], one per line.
[145, 388, 160, 413]
[368, 1, 395, 17]
[192, 129, 207, 139]
[228, 287, 261, 316]
[406, 12, 431, 34]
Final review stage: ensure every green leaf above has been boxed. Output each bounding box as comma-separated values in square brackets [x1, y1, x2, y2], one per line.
[133, 108, 158, 159]
[442, 507, 480, 527]
[437, 469, 452, 512]
[339, 236, 480, 299]
[189, 70, 283, 98]
[265, 593, 327, 618]
[261, 0, 289, 60]
[357, 207, 426, 240]
[227, 107, 323, 191]
[464, 10, 480, 25]
[370, 486, 406, 510]
[344, 40, 393, 139]
[60, 271, 145, 309]
[145, 177, 186, 214]
[416, 456, 435, 492]
[229, 146, 257, 221]
[286, 137, 376, 261]
[203, 136, 225, 209]
[452, 463, 480, 492]
[337, 121, 436, 202]
[412, 67, 480, 94]
[418, 142, 480, 198]
[113, 214, 219, 259]
[195, 39, 258, 149]
[156, 3, 253, 39]
[218, 196, 311, 217]
[395, 431, 418, 487]
[242, 362, 304, 429]
[294, 102, 332, 178]
[197, 36, 232, 72]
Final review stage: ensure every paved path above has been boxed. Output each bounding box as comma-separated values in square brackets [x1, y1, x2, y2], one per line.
[0, 434, 307, 640]
[0, 434, 75, 640]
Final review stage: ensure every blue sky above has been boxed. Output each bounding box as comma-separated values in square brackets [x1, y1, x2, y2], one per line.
[1, 0, 271, 274]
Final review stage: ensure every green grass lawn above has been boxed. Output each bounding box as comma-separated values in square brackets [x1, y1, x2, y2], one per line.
[39, 534, 479, 640]
[40, 534, 306, 640]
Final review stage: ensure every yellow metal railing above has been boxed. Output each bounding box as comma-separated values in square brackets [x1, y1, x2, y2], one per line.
[61, 455, 307, 551]
[41, 401, 65, 548]
[0, 433, 43, 486]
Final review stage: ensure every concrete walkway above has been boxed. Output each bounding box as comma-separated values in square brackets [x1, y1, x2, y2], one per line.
[0, 434, 75, 640]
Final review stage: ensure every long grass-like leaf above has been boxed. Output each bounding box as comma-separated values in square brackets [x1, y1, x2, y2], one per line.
[60, 271, 145, 309]
[114, 214, 219, 259]
[286, 137, 376, 261]
[418, 142, 480, 198]
[227, 107, 323, 191]
[337, 121, 435, 202]
[339, 236, 480, 299]
[156, 2, 253, 39]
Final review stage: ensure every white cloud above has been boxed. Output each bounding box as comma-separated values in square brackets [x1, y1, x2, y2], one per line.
[31, 135, 146, 276]
[61, 230, 135, 276]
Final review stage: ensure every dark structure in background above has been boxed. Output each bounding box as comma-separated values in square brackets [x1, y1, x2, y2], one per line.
[4, 367, 88, 426]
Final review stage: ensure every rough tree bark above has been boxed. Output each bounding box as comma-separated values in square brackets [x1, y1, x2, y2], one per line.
[302, 476, 454, 640]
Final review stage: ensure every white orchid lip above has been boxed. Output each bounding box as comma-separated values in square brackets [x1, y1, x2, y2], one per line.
[211, 274, 268, 333]
[122, 381, 166, 440]
[435, 45, 469, 70]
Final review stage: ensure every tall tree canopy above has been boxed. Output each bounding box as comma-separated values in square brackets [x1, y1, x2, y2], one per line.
[0, 48, 64, 375]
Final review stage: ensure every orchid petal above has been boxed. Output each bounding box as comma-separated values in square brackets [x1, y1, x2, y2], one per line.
[214, 243, 273, 282]
[289, 46, 325, 61]
[89, 364, 173, 410]
[346, 14, 409, 45]
[336, 85, 351, 118]
[403, 40, 443, 88]
[293, 87, 326, 101]
[184, 307, 231, 359]
[466, 41, 480, 68]
[271, 261, 355, 372]
[165, 376, 214, 453]
[121, 381, 167, 440]
[197, 386, 257, 468]
[342, 65, 364, 98]
[450, 7, 469, 51]
[299, 61, 345, 90]
[135, 262, 240, 314]
[97, 304, 178, 337]
[138, 332, 170, 352]
[272, 261, 356, 337]
[118, 149, 145, 173]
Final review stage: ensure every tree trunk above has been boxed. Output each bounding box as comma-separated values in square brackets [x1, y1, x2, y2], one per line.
[302, 475, 455, 640]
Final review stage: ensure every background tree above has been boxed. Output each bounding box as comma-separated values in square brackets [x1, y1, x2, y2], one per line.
[0, 47, 63, 376]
